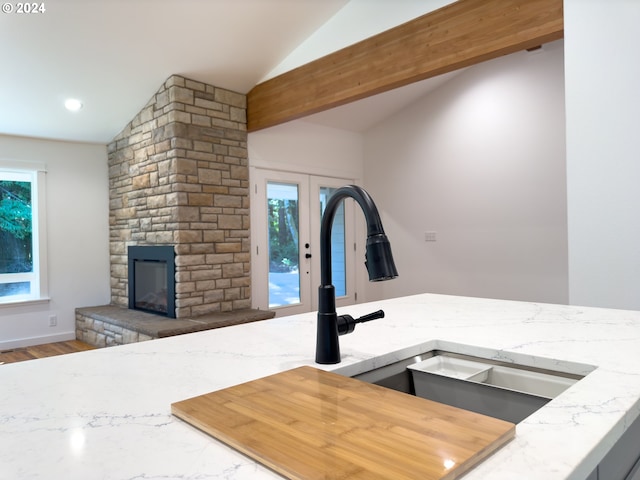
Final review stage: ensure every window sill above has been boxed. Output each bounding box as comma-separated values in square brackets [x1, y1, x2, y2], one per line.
[0, 297, 51, 310]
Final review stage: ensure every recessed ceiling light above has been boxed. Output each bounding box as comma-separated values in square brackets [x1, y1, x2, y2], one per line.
[64, 98, 83, 112]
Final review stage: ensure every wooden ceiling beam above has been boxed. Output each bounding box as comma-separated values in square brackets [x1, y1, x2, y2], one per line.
[247, 0, 563, 132]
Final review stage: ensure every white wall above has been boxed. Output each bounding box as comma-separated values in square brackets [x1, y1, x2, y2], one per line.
[0, 135, 110, 348]
[565, 1, 640, 310]
[362, 40, 568, 304]
[249, 120, 364, 179]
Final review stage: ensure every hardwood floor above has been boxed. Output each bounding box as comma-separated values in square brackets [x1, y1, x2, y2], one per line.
[0, 340, 96, 365]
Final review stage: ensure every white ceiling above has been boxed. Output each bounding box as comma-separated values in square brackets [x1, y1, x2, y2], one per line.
[0, 0, 458, 144]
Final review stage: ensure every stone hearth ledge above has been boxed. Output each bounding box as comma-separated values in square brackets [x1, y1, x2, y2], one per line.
[75, 305, 275, 347]
[4, 293, 640, 479]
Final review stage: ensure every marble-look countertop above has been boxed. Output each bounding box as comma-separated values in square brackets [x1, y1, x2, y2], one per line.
[2, 293, 640, 479]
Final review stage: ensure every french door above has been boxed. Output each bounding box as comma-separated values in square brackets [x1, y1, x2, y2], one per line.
[252, 169, 357, 316]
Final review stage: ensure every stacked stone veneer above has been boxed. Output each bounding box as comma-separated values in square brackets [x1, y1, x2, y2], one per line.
[108, 75, 251, 318]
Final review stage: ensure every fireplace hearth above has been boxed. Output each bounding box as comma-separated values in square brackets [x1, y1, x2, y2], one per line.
[128, 246, 176, 318]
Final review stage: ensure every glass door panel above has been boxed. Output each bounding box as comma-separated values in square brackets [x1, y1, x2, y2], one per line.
[252, 170, 311, 316]
[267, 182, 300, 307]
[319, 186, 346, 297]
[310, 176, 356, 311]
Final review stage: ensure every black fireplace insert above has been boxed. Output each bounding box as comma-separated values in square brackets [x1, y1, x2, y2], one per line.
[128, 245, 176, 318]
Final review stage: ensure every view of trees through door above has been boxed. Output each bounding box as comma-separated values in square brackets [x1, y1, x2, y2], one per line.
[266, 182, 302, 307]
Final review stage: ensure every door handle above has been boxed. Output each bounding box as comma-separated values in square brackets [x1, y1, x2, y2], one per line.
[305, 253, 312, 259]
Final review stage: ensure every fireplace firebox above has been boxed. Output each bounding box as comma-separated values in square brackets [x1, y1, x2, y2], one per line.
[128, 246, 176, 318]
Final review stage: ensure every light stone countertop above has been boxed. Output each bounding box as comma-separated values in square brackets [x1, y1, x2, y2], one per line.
[2, 293, 640, 479]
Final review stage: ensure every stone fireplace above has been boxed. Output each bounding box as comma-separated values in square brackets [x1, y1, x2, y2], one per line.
[107, 75, 251, 318]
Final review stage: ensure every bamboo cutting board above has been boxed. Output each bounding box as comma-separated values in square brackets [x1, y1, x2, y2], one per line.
[171, 366, 514, 480]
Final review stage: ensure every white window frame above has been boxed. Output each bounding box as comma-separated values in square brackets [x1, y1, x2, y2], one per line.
[0, 160, 48, 306]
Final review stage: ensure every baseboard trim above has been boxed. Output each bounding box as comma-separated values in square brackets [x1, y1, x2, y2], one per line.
[0, 331, 75, 350]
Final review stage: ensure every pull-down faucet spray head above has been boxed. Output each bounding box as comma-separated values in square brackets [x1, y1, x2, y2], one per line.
[315, 185, 398, 365]
[365, 233, 398, 282]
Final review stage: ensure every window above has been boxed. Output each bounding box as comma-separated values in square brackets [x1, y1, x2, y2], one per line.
[0, 162, 47, 304]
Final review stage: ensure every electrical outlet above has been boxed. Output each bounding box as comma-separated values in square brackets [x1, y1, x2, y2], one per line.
[424, 231, 437, 242]
[49, 315, 57, 327]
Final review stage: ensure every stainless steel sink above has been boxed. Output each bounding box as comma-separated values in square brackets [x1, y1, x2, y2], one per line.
[346, 348, 593, 424]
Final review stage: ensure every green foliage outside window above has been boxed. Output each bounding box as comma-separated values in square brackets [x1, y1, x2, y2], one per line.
[0, 180, 33, 274]
[268, 198, 299, 272]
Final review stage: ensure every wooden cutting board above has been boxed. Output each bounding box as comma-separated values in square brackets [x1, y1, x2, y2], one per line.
[171, 366, 514, 480]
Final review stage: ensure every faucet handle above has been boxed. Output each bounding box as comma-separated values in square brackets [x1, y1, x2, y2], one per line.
[356, 309, 385, 323]
[337, 310, 385, 335]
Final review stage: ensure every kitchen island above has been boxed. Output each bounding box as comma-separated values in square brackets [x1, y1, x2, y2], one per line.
[2, 293, 640, 479]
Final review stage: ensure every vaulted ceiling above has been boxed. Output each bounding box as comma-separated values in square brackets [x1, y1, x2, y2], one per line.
[0, 0, 349, 143]
[0, 0, 562, 145]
